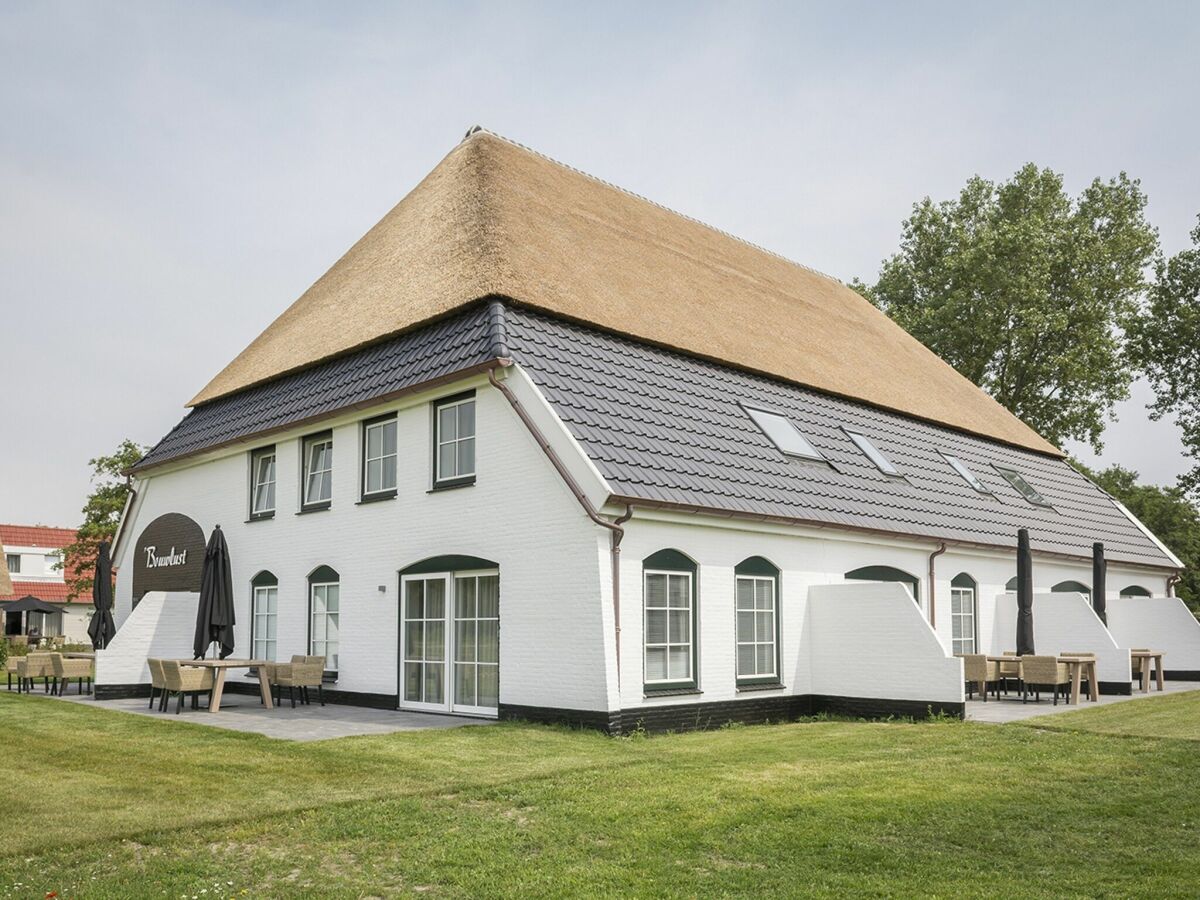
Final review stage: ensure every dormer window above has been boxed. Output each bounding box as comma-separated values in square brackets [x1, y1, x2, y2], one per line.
[994, 466, 1051, 507]
[745, 408, 824, 461]
[845, 430, 900, 475]
[943, 454, 990, 493]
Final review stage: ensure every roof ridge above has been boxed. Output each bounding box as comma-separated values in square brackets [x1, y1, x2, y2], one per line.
[460, 126, 846, 289]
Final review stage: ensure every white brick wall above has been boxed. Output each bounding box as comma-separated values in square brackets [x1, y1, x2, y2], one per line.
[991, 591, 1128, 685]
[1106, 597, 1200, 672]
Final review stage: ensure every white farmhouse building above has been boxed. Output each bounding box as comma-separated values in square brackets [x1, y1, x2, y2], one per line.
[100, 129, 1196, 731]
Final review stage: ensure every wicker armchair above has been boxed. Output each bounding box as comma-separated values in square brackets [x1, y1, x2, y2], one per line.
[147, 658, 168, 710]
[1020, 655, 1071, 704]
[16, 652, 53, 694]
[49, 653, 93, 696]
[960, 654, 998, 701]
[5, 656, 19, 691]
[270, 655, 326, 708]
[160, 660, 215, 714]
[996, 651, 1022, 696]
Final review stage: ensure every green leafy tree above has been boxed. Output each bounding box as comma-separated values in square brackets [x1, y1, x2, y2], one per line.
[853, 164, 1158, 450]
[58, 440, 147, 601]
[1072, 461, 1200, 614]
[1126, 215, 1200, 497]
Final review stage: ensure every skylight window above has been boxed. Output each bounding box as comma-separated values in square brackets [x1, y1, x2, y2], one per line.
[943, 454, 991, 493]
[746, 408, 824, 461]
[845, 430, 900, 476]
[994, 466, 1051, 507]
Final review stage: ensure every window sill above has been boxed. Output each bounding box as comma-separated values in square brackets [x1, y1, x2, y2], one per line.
[428, 479, 476, 493]
[245, 513, 275, 523]
[296, 503, 331, 515]
[643, 687, 701, 699]
[736, 681, 786, 693]
[357, 490, 397, 505]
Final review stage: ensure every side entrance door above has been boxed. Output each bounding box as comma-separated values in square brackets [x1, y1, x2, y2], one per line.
[400, 569, 498, 716]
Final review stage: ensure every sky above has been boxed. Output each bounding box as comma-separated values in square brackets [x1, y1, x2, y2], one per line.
[1, 1, 1198, 527]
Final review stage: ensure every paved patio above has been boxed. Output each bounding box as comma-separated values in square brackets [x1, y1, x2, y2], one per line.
[46, 691, 494, 741]
[966, 680, 1200, 724]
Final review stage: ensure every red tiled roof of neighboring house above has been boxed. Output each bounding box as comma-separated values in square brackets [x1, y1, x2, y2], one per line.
[0, 524, 78, 550]
[1, 580, 86, 604]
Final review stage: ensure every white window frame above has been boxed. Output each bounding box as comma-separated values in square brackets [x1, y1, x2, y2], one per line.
[252, 584, 278, 661]
[643, 569, 695, 687]
[362, 416, 398, 498]
[302, 434, 334, 508]
[309, 580, 339, 671]
[745, 407, 824, 461]
[250, 448, 277, 517]
[950, 585, 977, 655]
[942, 453, 991, 493]
[735, 574, 778, 682]
[5, 553, 20, 574]
[845, 430, 901, 476]
[434, 395, 477, 487]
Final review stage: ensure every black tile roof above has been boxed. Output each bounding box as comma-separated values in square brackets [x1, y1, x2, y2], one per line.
[503, 306, 1174, 569]
[133, 305, 499, 471]
[133, 299, 1174, 569]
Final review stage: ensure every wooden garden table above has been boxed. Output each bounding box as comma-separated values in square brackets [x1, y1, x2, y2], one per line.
[1130, 650, 1165, 693]
[179, 658, 273, 712]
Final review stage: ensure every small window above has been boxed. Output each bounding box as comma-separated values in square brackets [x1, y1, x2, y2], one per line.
[994, 466, 1050, 507]
[1119, 585, 1152, 598]
[434, 393, 476, 487]
[943, 454, 991, 493]
[735, 557, 780, 685]
[845, 430, 900, 475]
[643, 549, 697, 690]
[309, 565, 340, 672]
[950, 573, 977, 654]
[5, 554, 20, 574]
[44, 553, 59, 574]
[302, 432, 334, 509]
[746, 407, 824, 461]
[251, 571, 278, 661]
[250, 446, 276, 518]
[362, 415, 398, 498]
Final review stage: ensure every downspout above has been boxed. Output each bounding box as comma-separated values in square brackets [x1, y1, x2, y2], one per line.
[927, 542, 946, 629]
[487, 365, 633, 688]
[1167, 573, 1181, 598]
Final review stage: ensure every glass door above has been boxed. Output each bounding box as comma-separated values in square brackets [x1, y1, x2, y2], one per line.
[401, 574, 449, 711]
[400, 570, 498, 716]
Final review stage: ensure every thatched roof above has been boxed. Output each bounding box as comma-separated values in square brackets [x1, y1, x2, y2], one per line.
[189, 129, 1059, 456]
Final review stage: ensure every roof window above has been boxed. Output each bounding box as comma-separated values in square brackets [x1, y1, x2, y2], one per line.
[994, 466, 1051, 507]
[845, 430, 900, 475]
[746, 408, 824, 461]
[943, 454, 991, 493]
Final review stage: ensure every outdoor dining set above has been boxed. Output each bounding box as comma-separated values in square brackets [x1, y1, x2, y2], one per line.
[144, 655, 326, 714]
[6, 650, 95, 696]
[956, 649, 1166, 705]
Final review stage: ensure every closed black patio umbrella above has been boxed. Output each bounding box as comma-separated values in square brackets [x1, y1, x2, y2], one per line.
[1092, 542, 1107, 625]
[193, 526, 235, 659]
[87, 540, 116, 650]
[1016, 528, 1035, 655]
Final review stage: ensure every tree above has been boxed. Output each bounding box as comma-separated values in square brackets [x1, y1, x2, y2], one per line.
[853, 164, 1158, 450]
[1126, 215, 1200, 497]
[1072, 461, 1200, 614]
[58, 440, 147, 601]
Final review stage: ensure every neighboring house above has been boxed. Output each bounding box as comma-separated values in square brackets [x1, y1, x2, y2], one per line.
[1, 524, 92, 643]
[102, 129, 1186, 731]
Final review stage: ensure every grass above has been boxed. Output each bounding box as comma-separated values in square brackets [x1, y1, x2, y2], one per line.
[2, 692, 1200, 898]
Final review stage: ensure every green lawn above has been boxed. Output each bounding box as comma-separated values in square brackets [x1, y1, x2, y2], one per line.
[2, 692, 1200, 898]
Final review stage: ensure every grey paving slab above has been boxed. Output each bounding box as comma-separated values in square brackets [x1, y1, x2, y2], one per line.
[41, 691, 493, 741]
[965, 679, 1200, 724]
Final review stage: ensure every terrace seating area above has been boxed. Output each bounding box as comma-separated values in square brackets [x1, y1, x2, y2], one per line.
[7, 651, 94, 696]
[141, 655, 327, 714]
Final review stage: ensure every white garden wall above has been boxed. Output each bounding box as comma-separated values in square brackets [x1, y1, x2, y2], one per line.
[95, 591, 198, 685]
[808, 583, 963, 703]
[991, 591, 1129, 686]
[1106, 597, 1200, 674]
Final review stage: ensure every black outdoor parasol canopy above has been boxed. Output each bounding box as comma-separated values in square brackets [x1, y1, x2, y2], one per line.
[1092, 542, 1108, 625]
[87, 540, 116, 650]
[193, 525, 235, 659]
[1, 595, 63, 615]
[1015, 528, 1035, 655]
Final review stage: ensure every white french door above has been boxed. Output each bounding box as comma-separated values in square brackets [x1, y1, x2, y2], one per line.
[401, 570, 498, 716]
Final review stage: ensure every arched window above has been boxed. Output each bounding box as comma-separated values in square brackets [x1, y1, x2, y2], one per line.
[308, 566, 340, 672]
[1051, 580, 1090, 600]
[1005, 576, 1018, 592]
[845, 565, 920, 605]
[1119, 584, 1152, 598]
[643, 549, 697, 691]
[250, 571, 278, 662]
[734, 556, 780, 685]
[950, 573, 977, 654]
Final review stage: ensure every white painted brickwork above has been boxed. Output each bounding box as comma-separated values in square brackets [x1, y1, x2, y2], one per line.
[991, 592, 1128, 685]
[1106, 597, 1200, 672]
[96, 591, 199, 685]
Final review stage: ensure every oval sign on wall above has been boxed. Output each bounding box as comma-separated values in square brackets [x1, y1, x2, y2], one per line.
[132, 513, 206, 605]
